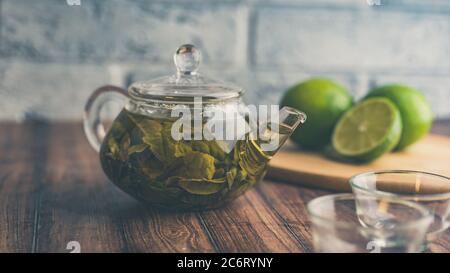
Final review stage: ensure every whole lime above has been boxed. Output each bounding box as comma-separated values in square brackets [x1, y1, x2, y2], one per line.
[365, 84, 433, 150]
[280, 78, 353, 149]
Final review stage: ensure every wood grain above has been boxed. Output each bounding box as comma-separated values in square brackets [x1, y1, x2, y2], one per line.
[0, 122, 215, 253]
[255, 182, 330, 252]
[0, 121, 448, 253]
[0, 123, 45, 252]
[197, 188, 305, 253]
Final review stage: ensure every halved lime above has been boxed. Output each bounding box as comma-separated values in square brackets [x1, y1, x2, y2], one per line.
[365, 84, 433, 150]
[332, 98, 402, 162]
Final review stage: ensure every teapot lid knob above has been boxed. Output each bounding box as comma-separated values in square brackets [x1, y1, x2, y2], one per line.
[173, 44, 201, 76]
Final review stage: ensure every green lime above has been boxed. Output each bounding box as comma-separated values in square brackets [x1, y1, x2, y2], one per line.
[365, 84, 433, 150]
[280, 78, 353, 149]
[332, 98, 402, 162]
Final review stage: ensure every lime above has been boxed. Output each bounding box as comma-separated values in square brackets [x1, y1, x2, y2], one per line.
[332, 98, 402, 162]
[365, 84, 433, 150]
[280, 78, 353, 149]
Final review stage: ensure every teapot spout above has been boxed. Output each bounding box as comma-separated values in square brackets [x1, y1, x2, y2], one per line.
[279, 106, 307, 136]
[257, 106, 306, 156]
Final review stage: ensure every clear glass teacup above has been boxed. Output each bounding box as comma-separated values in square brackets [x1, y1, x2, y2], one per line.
[307, 194, 432, 253]
[350, 170, 450, 251]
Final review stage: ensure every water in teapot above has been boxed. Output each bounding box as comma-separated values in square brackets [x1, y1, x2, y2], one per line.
[99, 108, 293, 210]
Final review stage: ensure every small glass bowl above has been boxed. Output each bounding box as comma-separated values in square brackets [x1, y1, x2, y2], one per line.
[350, 170, 450, 244]
[307, 194, 432, 253]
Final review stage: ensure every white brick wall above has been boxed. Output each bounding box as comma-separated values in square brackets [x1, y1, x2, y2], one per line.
[0, 0, 449, 120]
[255, 7, 450, 71]
[0, 61, 111, 120]
[1, 0, 244, 65]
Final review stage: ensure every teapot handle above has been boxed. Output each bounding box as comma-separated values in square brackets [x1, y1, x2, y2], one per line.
[83, 85, 128, 152]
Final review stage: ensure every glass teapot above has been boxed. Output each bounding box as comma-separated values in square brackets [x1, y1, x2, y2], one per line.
[83, 44, 306, 210]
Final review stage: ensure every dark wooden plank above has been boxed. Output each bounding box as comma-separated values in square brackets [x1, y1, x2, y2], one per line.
[0, 122, 47, 252]
[198, 186, 304, 253]
[1, 120, 449, 253]
[34, 123, 126, 252]
[34, 122, 214, 253]
[255, 182, 328, 253]
[428, 120, 450, 252]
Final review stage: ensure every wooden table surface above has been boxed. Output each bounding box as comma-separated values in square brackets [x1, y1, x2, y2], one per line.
[0, 120, 449, 253]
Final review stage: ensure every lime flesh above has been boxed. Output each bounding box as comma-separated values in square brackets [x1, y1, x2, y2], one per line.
[332, 98, 402, 162]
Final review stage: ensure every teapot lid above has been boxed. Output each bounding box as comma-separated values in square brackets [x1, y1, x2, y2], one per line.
[128, 44, 244, 103]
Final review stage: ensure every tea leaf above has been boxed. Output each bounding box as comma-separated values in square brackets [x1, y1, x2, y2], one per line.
[138, 158, 164, 180]
[119, 134, 131, 161]
[172, 140, 193, 158]
[135, 118, 193, 163]
[213, 168, 225, 179]
[170, 176, 226, 184]
[108, 137, 120, 157]
[178, 179, 224, 195]
[109, 115, 129, 139]
[229, 182, 251, 198]
[226, 167, 238, 189]
[208, 141, 227, 161]
[128, 144, 147, 155]
[179, 151, 216, 180]
[236, 168, 248, 182]
[138, 120, 164, 153]
[191, 141, 210, 154]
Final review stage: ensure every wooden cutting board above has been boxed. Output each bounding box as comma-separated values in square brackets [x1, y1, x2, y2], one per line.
[267, 134, 450, 192]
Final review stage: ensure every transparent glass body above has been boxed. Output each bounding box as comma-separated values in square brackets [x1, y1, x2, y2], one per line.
[307, 194, 432, 253]
[83, 44, 306, 210]
[350, 170, 450, 247]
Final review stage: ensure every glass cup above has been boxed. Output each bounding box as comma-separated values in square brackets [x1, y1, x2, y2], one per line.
[307, 194, 432, 253]
[350, 170, 450, 247]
